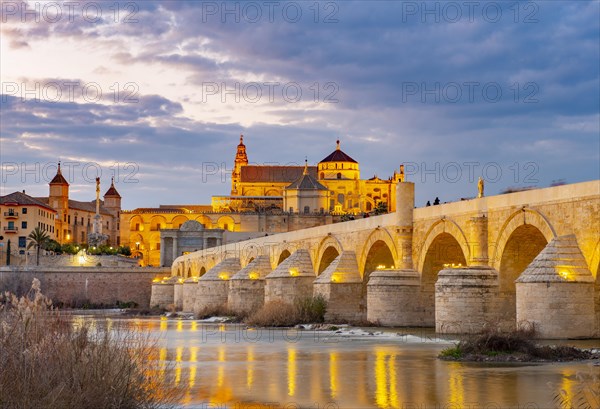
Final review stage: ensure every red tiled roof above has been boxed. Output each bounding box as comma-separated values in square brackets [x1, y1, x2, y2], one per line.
[0, 191, 56, 212]
[241, 166, 318, 183]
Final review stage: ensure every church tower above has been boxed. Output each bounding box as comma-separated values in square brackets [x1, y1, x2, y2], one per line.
[49, 162, 70, 243]
[231, 134, 248, 195]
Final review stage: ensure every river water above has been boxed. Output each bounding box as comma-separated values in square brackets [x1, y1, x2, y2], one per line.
[75, 315, 599, 409]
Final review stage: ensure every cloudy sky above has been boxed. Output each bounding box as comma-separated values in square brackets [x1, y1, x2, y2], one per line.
[1, 0, 598, 209]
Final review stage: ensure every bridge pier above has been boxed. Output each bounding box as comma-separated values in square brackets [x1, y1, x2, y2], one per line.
[435, 266, 500, 334]
[182, 277, 199, 312]
[150, 276, 178, 309]
[367, 182, 426, 326]
[314, 251, 364, 322]
[516, 235, 596, 339]
[228, 255, 272, 315]
[265, 249, 315, 304]
[194, 257, 240, 315]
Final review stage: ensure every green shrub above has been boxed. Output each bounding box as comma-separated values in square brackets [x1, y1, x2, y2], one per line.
[295, 294, 327, 323]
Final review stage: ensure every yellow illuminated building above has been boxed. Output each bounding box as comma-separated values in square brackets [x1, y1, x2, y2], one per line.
[227, 136, 402, 214]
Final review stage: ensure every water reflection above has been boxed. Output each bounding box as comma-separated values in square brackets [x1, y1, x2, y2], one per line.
[84, 316, 596, 409]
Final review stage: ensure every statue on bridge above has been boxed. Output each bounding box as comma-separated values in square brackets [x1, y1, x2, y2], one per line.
[478, 177, 485, 198]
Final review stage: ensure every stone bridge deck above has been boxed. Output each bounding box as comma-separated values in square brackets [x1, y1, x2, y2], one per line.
[160, 180, 599, 338]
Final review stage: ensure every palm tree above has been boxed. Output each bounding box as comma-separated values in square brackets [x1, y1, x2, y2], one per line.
[27, 227, 50, 266]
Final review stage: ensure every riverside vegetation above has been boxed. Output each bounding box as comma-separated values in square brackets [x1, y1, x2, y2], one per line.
[0, 279, 181, 409]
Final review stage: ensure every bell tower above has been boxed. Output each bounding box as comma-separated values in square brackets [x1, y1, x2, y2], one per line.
[231, 134, 248, 195]
[49, 162, 70, 243]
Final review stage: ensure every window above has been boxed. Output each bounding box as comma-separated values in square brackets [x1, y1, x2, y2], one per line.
[81, 232, 85, 242]
[68, 215, 71, 224]
[21, 221, 27, 229]
[303, 206, 310, 214]
[320, 172, 324, 179]
[22, 208, 27, 214]
[117, 237, 120, 246]
[8, 221, 14, 229]
[156, 243, 161, 250]
[135, 223, 140, 231]
[337, 173, 341, 179]
[7, 209, 15, 216]
[18, 236, 26, 248]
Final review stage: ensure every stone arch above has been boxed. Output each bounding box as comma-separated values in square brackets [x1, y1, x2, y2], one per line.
[420, 232, 468, 326]
[149, 215, 167, 231]
[416, 218, 470, 273]
[171, 215, 189, 229]
[497, 223, 549, 322]
[217, 215, 235, 231]
[129, 215, 143, 232]
[186, 266, 192, 278]
[315, 235, 343, 274]
[277, 249, 291, 266]
[265, 189, 279, 196]
[590, 239, 600, 280]
[195, 215, 212, 229]
[241, 243, 261, 267]
[359, 228, 398, 278]
[199, 266, 207, 277]
[491, 208, 556, 269]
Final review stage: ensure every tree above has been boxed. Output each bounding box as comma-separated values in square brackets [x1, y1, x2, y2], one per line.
[26, 227, 50, 266]
[373, 201, 388, 215]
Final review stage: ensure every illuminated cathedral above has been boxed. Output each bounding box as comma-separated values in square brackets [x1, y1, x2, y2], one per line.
[212, 135, 403, 214]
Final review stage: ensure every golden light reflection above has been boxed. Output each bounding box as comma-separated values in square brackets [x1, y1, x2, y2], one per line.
[218, 272, 230, 280]
[289, 268, 299, 277]
[329, 352, 338, 399]
[249, 271, 260, 280]
[288, 348, 297, 397]
[217, 346, 226, 388]
[374, 349, 400, 409]
[191, 321, 198, 332]
[558, 268, 574, 281]
[375, 350, 388, 408]
[175, 347, 183, 386]
[160, 316, 167, 332]
[448, 362, 464, 408]
[247, 347, 255, 389]
[559, 369, 575, 407]
[388, 354, 398, 409]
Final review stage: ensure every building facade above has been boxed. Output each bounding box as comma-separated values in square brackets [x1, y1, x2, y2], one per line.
[225, 136, 403, 214]
[34, 164, 122, 246]
[0, 191, 57, 257]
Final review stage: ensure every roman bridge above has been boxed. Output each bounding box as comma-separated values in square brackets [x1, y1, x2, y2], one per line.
[161, 180, 599, 338]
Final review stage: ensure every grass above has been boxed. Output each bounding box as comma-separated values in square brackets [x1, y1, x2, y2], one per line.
[0, 279, 181, 409]
[245, 295, 328, 327]
[439, 325, 597, 362]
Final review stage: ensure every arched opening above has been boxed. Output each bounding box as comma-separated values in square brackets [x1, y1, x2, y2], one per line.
[247, 257, 255, 265]
[278, 249, 291, 265]
[318, 246, 340, 274]
[499, 224, 547, 318]
[195, 215, 212, 229]
[171, 215, 188, 229]
[199, 266, 206, 277]
[129, 215, 143, 232]
[187, 267, 192, 278]
[363, 240, 395, 283]
[337, 172, 341, 179]
[421, 233, 467, 324]
[150, 215, 167, 231]
[217, 216, 235, 231]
